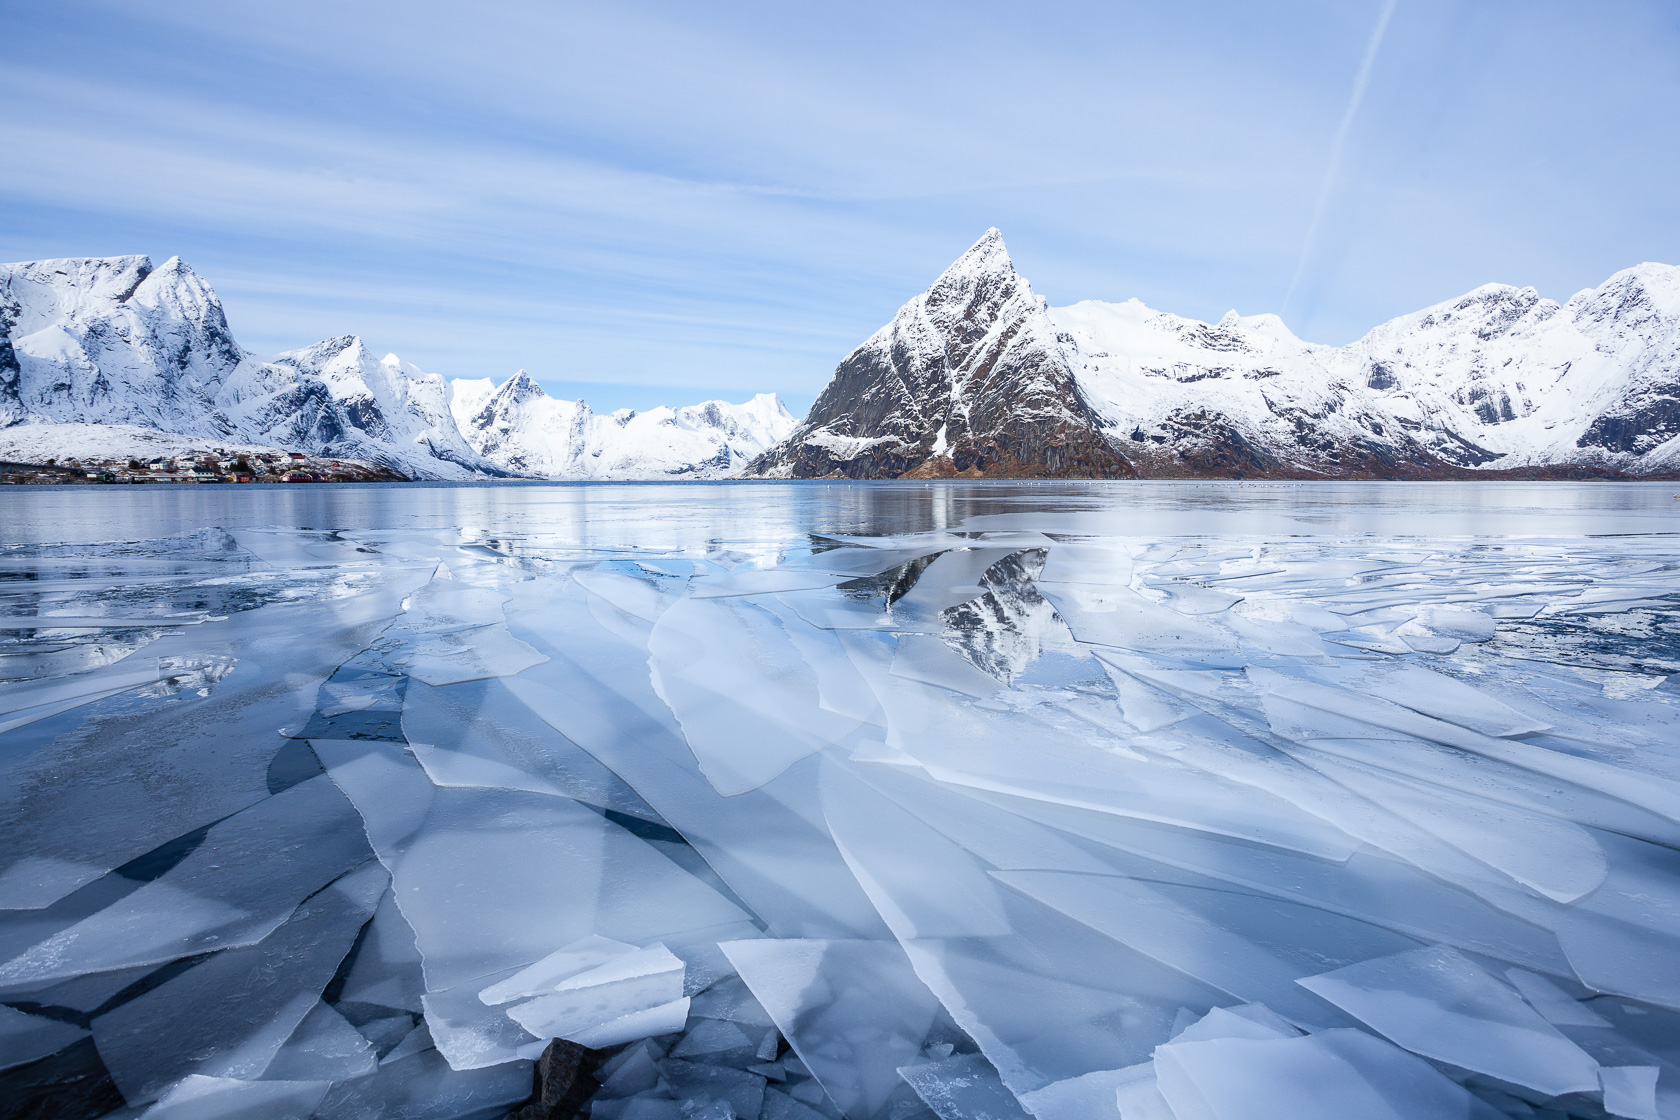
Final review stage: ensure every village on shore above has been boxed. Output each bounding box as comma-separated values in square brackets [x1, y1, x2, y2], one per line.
[0, 449, 407, 485]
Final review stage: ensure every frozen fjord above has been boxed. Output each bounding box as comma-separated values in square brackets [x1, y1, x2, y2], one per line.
[0, 481, 1677, 1120]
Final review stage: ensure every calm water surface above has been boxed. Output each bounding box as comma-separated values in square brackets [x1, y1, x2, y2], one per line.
[2, 479, 1677, 547]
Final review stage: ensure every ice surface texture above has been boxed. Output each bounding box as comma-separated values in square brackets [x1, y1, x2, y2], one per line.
[0, 489, 1678, 1120]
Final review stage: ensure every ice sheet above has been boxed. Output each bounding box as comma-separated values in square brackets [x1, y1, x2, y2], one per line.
[1296, 945, 1602, 1096]
[0, 776, 371, 985]
[503, 945, 684, 1043]
[7, 499, 1680, 1120]
[1016, 1065, 1133, 1120]
[261, 1000, 378, 1083]
[898, 1052, 1032, 1120]
[91, 861, 386, 1105]
[312, 737, 747, 992]
[649, 597, 862, 795]
[477, 934, 637, 1005]
[421, 969, 543, 1070]
[139, 1074, 330, 1120]
[1152, 1028, 1507, 1120]
[995, 870, 1382, 1028]
[0, 561, 426, 911]
[402, 678, 651, 813]
[335, 887, 426, 1013]
[312, 1046, 533, 1120]
[0, 1002, 88, 1071]
[1600, 1065, 1661, 1120]
[723, 938, 943, 1120]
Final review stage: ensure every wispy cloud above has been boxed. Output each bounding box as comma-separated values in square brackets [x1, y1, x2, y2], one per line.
[1282, 0, 1401, 318]
[3, 0, 1676, 402]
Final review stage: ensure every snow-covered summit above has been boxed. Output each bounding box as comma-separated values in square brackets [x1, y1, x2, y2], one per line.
[0, 254, 798, 480]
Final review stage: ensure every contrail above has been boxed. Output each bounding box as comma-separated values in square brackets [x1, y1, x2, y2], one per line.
[1283, 0, 1400, 318]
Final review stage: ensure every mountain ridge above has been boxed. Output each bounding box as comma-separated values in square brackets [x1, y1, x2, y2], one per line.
[0, 255, 794, 480]
[749, 231, 1680, 480]
[6, 243, 1677, 482]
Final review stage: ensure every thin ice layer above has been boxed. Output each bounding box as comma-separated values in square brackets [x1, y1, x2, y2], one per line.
[898, 1052, 1032, 1120]
[723, 938, 943, 1120]
[421, 968, 543, 1070]
[503, 945, 684, 1043]
[0, 776, 371, 985]
[478, 935, 637, 1006]
[311, 1046, 533, 1120]
[0, 1003, 88, 1072]
[649, 596, 862, 795]
[335, 887, 426, 1013]
[1296, 945, 1602, 1097]
[312, 736, 746, 991]
[91, 862, 386, 1105]
[1152, 1028, 1507, 1120]
[261, 1000, 378, 1083]
[402, 678, 652, 814]
[0, 564, 424, 911]
[138, 1075, 330, 1120]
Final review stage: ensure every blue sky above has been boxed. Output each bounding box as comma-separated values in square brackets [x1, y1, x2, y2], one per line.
[3, 1, 1677, 416]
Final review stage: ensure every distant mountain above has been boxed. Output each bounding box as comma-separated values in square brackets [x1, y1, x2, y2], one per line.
[749, 229, 1680, 479]
[0, 255, 793, 481]
[449, 371, 795, 480]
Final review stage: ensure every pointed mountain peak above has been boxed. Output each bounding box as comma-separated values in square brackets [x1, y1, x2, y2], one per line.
[337, 335, 376, 364]
[933, 228, 1016, 289]
[129, 254, 222, 308]
[277, 336, 379, 385]
[495, 369, 549, 404]
[752, 392, 793, 418]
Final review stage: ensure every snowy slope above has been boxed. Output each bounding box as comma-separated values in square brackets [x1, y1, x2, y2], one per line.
[255, 336, 499, 478]
[756, 231, 1680, 479]
[1, 255, 244, 439]
[451, 370, 796, 480]
[0, 255, 795, 481]
[1060, 262, 1680, 476]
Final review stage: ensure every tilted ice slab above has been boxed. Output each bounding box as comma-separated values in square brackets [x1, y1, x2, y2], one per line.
[92, 862, 386, 1105]
[0, 776, 371, 985]
[1296, 945, 1602, 1097]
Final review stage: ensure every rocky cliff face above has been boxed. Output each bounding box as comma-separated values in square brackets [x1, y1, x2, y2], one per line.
[749, 230, 1133, 479]
[753, 231, 1680, 479]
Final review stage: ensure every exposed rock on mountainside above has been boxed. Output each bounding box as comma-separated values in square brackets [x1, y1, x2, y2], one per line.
[751, 230, 1680, 479]
[0, 255, 793, 481]
[749, 230, 1133, 480]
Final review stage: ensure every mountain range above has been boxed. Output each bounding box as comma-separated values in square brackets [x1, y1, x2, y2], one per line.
[0, 255, 794, 480]
[750, 229, 1680, 479]
[4, 239, 1677, 481]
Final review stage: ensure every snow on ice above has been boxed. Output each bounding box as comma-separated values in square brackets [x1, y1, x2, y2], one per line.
[0, 482, 1678, 1119]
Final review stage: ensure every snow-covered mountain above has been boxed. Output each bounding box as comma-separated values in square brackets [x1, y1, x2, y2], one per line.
[0, 255, 793, 480]
[448, 371, 796, 480]
[749, 230, 1131, 479]
[752, 229, 1680, 479]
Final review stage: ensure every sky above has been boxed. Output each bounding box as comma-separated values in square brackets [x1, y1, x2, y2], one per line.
[3, 1, 1678, 416]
